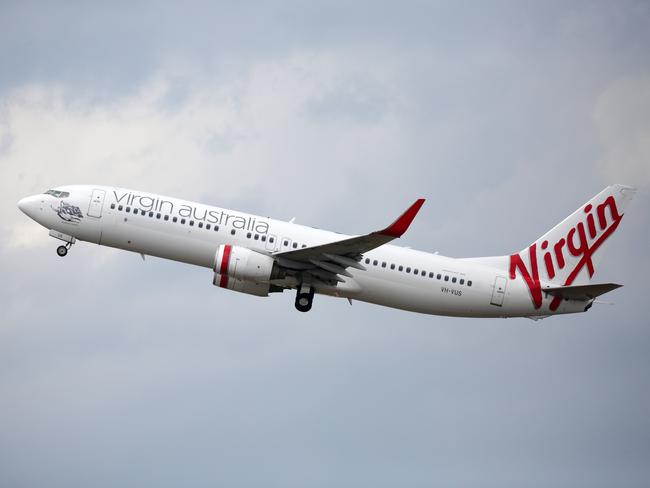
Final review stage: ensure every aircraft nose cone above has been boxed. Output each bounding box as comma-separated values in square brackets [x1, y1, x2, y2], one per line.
[17, 196, 29, 213]
[18, 195, 38, 217]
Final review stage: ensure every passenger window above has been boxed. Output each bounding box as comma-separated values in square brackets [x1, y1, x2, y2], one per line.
[215, 226, 219, 231]
[118, 205, 123, 211]
[198, 222, 203, 228]
[429, 272, 434, 278]
[261, 235, 266, 242]
[437, 274, 441, 280]
[110, 203, 115, 209]
[254, 234, 259, 240]
[149, 212, 154, 217]
[406, 267, 411, 273]
[292, 243, 298, 249]
[181, 218, 186, 224]
[164, 215, 169, 221]
[365, 258, 370, 264]
[206, 224, 211, 230]
[421, 270, 426, 276]
[390, 264, 395, 270]
[414, 269, 418, 274]
[398, 265, 403, 271]
[467, 280, 472, 287]
[381, 262, 386, 268]
[460, 279, 465, 285]
[302, 244, 306, 248]
[231, 229, 236, 235]
[173, 216, 178, 223]
[284, 240, 289, 246]
[126, 207, 131, 213]
[444, 275, 449, 281]
[452, 277, 457, 283]
[156, 213, 161, 219]
[247, 232, 252, 238]
[269, 237, 274, 243]
[373, 260, 378, 266]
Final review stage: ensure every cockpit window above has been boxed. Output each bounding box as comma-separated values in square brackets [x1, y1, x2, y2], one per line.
[44, 190, 70, 198]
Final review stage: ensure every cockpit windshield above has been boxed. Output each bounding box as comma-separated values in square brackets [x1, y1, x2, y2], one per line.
[44, 190, 70, 198]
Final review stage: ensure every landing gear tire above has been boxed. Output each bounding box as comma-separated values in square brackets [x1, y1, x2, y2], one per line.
[295, 287, 315, 312]
[56, 245, 68, 257]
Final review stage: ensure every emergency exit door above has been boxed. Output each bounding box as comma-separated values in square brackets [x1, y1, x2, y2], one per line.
[266, 234, 278, 251]
[87, 189, 106, 218]
[490, 276, 507, 306]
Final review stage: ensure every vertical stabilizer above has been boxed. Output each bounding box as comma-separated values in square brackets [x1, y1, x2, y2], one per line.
[509, 184, 636, 309]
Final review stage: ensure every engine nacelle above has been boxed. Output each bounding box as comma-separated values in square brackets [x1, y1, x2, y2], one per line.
[213, 245, 284, 297]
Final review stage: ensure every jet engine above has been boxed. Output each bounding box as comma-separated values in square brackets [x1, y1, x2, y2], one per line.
[212, 244, 285, 297]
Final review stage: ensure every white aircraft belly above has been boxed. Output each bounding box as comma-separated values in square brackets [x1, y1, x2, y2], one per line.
[101, 215, 217, 267]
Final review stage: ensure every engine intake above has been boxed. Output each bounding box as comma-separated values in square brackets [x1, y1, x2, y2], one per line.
[213, 244, 284, 297]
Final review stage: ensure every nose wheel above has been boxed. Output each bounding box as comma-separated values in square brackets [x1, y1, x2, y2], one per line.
[295, 285, 315, 312]
[56, 243, 72, 257]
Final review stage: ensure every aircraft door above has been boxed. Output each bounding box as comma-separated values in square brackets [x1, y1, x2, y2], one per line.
[87, 189, 106, 218]
[266, 234, 277, 251]
[490, 276, 507, 306]
[280, 237, 292, 250]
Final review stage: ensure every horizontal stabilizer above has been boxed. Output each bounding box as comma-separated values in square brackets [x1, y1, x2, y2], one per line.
[542, 283, 622, 301]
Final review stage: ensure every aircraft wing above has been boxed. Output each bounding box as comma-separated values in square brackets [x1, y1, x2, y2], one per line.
[273, 199, 425, 283]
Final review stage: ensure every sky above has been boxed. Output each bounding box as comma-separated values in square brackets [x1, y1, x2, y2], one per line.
[1, 1, 649, 487]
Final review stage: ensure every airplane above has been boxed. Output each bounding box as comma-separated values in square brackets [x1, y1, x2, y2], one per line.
[17, 184, 636, 318]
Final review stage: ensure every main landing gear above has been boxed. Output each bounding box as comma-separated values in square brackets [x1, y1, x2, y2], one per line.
[295, 284, 315, 312]
[56, 242, 72, 257]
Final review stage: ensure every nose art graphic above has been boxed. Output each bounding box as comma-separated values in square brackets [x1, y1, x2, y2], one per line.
[52, 201, 84, 223]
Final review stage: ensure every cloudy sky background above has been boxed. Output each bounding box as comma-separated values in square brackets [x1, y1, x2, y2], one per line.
[1, 1, 649, 486]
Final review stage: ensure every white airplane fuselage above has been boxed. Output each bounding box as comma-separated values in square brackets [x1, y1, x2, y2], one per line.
[18, 184, 634, 318]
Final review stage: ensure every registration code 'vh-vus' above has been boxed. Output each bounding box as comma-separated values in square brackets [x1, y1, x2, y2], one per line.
[18, 184, 636, 318]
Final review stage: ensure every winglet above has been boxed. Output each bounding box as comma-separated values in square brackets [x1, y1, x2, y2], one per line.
[380, 198, 425, 237]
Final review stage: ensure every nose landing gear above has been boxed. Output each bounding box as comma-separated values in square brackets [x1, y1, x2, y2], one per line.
[295, 284, 315, 312]
[49, 230, 76, 257]
[56, 242, 72, 257]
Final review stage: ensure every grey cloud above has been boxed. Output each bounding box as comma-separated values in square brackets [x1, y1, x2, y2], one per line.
[1, 1, 650, 487]
[594, 76, 650, 186]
